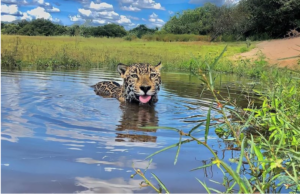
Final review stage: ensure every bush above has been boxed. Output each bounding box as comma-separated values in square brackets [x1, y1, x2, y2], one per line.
[141, 33, 209, 42]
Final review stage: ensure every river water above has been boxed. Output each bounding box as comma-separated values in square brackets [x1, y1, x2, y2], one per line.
[1, 68, 258, 193]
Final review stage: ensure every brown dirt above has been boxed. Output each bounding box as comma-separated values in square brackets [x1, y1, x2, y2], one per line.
[233, 37, 300, 69]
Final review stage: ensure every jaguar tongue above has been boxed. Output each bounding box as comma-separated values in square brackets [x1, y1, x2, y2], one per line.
[139, 95, 151, 103]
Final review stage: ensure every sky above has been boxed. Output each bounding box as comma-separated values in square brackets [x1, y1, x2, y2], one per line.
[1, 0, 229, 29]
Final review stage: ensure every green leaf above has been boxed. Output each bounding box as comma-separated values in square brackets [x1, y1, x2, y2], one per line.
[140, 126, 179, 132]
[144, 158, 152, 174]
[189, 122, 203, 135]
[236, 138, 245, 174]
[205, 103, 212, 144]
[270, 159, 283, 170]
[253, 144, 265, 170]
[145, 139, 191, 160]
[174, 134, 182, 165]
[195, 178, 211, 194]
[151, 173, 170, 194]
[211, 45, 227, 70]
[190, 163, 213, 171]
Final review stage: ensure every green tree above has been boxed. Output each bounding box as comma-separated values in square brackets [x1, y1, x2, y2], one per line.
[242, 0, 300, 38]
[163, 3, 218, 35]
[103, 24, 127, 37]
[129, 24, 157, 38]
[1, 23, 20, 34]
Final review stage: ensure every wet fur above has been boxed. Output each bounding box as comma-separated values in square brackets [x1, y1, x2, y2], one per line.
[93, 62, 162, 104]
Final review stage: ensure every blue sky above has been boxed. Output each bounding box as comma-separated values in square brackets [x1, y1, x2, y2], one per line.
[1, 0, 228, 29]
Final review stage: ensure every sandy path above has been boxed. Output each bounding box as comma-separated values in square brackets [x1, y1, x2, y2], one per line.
[233, 37, 300, 69]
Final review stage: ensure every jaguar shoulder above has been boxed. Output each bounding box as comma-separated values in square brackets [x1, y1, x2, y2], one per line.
[93, 62, 162, 104]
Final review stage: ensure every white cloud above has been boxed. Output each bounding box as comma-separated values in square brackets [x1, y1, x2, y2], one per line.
[33, 0, 44, 4]
[1, 15, 18, 22]
[33, 0, 51, 8]
[77, 8, 120, 20]
[148, 12, 164, 27]
[2, 0, 28, 5]
[1, 3, 33, 22]
[96, 10, 119, 20]
[79, 8, 92, 17]
[168, 10, 174, 14]
[121, 5, 141, 11]
[1, 4, 20, 15]
[21, 13, 33, 20]
[93, 19, 106, 24]
[27, 7, 51, 20]
[119, 0, 165, 11]
[32, 0, 60, 12]
[117, 15, 132, 25]
[46, 7, 60, 12]
[89, 1, 113, 10]
[69, 2, 135, 27]
[25, 6, 60, 22]
[69, 14, 85, 22]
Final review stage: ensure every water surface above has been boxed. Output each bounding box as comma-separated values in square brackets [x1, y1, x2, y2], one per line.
[1, 69, 257, 193]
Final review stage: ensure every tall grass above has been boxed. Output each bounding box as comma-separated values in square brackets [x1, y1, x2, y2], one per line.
[141, 33, 210, 42]
[1, 35, 253, 72]
[131, 47, 300, 193]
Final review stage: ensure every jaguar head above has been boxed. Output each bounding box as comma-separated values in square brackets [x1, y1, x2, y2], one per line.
[117, 62, 162, 104]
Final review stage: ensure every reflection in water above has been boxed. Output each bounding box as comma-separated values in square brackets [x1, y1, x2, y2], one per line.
[75, 177, 143, 193]
[116, 103, 158, 142]
[1, 69, 259, 193]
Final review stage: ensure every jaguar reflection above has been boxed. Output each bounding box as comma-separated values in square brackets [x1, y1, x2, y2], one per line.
[115, 103, 158, 143]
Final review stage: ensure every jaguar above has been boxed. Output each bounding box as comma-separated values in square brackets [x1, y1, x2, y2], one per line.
[93, 62, 162, 104]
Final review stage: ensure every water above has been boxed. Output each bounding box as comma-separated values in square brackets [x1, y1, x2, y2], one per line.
[1, 69, 258, 193]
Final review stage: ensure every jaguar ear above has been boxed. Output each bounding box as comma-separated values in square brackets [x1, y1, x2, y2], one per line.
[117, 63, 128, 77]
[155, 61, 162, 71]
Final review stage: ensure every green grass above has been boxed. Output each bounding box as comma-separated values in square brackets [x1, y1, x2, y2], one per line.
[2, 35, 300, 193]
[1, 35, 255, 71]
[132, 47, 300, 193]
[141, 33, 210, 42]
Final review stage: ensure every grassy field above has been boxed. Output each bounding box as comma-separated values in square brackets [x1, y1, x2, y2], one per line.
[1, 35, 254, 71]
[1, 35, 300, 193]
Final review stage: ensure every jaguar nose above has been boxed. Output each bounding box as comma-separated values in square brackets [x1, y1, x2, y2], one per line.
[140, 86, 151, 94]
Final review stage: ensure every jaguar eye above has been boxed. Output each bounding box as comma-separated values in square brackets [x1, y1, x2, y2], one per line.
[150, 73, 156, 78]
[131, 74, 138, 78]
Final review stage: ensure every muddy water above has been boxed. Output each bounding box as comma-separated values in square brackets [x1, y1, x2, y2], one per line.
[1, 69, 258, 193]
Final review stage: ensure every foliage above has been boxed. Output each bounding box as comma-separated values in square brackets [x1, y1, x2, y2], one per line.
[163, 3, 218, 35]
[128, 24, 158, 38]
[162, 0, 300, 41]
[1, 19, 127, 38]
[243, 0, 300, 38]
[131, 47, 300, 193]
[141, 33, 209, 42]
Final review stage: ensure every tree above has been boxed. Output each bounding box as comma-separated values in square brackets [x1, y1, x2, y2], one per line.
[2, 23, 20, 34]
[242, 0, 300, 38]
[103, 24, 127, 37]
[129, 24, 157, 38]
[163, 3, 218, 35]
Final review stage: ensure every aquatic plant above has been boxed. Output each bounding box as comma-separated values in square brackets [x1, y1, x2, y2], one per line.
[131, 47, 300, 193]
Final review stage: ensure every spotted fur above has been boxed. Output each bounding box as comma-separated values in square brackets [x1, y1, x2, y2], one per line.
[93, 62, 162, 104]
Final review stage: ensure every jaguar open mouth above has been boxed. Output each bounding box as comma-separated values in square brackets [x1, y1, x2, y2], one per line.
[135, 95, 152, 103]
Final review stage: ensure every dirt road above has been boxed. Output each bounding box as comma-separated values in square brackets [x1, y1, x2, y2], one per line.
[233, 37, 300, 69]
